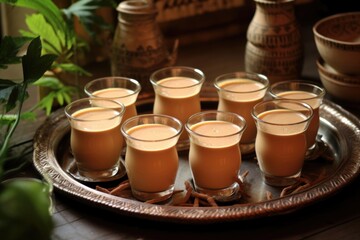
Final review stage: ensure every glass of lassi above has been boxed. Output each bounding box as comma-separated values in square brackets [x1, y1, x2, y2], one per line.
[185, 111, 246, 201]
[65, 98, 125, 181]
[269, 81, 325, 160]
[121, 114, 183, 202]
[214, 72, 269, 155]
[84, 76, 141, 124]
[150, 66, 205, 150]
[252, 100, 313, 187]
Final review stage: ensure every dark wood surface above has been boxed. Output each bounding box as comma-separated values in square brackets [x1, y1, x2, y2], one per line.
[11, 5, 360, 240]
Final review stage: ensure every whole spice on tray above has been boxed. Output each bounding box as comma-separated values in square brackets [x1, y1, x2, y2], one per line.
[96, 180, 131, 197]
[266, 191, 273, 200]
[173, 180, 218, 207]
[95, 167, 328, 207]
[96, 169, 250, 207]
[280, 177, 312, 197]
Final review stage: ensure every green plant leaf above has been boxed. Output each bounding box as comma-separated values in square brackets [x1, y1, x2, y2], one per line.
[18, 30, 38, 39]
[33, 76, 76, 115]
[56, 91, 64, 105]
[0, 112, 35, 126]
[24, 13, 64, 55]
[0, 79, 17, 90]
[0, 114, 16, 125]
[0, 37, 28, 113]
[33, 76, 63, 89]
[19, 30, 59, 57]
[19, 111, 36, 121]
[22, 37, 57, 84]
[62, 91, 72, 104]
[0, 36, 31, 68]
[60, 86, 77, 104]
[0, 81, 20, 113]
[55, 63, 91, 76]
[37, 92, 55, 115]
[62, 0, 116, 37]
[0, 36, 56, 113]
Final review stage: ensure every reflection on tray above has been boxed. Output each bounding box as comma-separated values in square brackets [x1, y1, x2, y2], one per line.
[305, 135, 333, 161]
[65, 157, 127, 183]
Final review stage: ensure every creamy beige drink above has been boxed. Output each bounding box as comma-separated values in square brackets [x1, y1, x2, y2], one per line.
[92, 87, 137, 123]
[153, 76, 202, 141]
[189, 120, 242, 189]
[84, 77, 141, 135]
[276, 91, 320, 148]
[217, 78, 267, 145]
[255, 109, 308, 177]
[269, 81, 325, 156]
[122, 114, 182, 201]
[70, 107, 123, 173]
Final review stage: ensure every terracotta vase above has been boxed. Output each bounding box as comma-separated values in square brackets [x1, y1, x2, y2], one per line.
[245, 0, 303, 83]
[111, 0, 177, 98]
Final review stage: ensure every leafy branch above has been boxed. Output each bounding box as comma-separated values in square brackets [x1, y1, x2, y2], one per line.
[0, 0, 116, 113]
[1, 0, 116, 69]
[0, 36, 56, 178]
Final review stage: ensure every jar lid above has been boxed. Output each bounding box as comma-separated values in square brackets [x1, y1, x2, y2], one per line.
[117, 0, 157, 16]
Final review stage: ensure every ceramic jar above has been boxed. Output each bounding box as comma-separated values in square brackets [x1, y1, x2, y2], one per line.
[111, 0, 177, 98]
[245, 0, 303, 83]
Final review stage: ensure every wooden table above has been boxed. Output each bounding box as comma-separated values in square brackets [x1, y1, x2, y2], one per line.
[12, 8, 360, 240]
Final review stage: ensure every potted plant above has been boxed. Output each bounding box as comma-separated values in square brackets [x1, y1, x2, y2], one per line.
[0, 36, 56, 240]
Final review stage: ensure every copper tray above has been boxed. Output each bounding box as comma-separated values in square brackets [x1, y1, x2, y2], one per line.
[33, 98, 360, 223]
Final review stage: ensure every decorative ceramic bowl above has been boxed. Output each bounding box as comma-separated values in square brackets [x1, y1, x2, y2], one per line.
[317, 58, 360, 103]
[316, 57, 360, 85]
[313, 12, 360, 75]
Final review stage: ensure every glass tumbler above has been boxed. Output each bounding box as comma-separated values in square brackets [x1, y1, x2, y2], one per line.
[185, 111, 246, 201]
[65, 98, 125, 181]
[150, 66, 205, 150]
[215, 72, 269, 155]
[121, 114, 183, 202]
[84, 76, 141, 124]
[252, 99, 313, 187]
[269, 80, 325, 159]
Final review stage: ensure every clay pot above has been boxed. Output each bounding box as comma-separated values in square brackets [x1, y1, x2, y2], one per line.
[245, 0, 303, 83]
[111, 0, 177, 98]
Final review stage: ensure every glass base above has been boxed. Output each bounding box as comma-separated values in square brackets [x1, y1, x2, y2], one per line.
[76, 161, 121, 182]
[262, 171, 301, 187]
[194, 182, 241, 202]
[131, 185, 174, 202]
[240, 142, 255, 155]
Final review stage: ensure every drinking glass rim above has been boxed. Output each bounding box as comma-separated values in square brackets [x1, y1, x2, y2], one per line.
[65, 98, 125, 122]
[251, 99, 314, 126]
[185, 110, 247, 139]
[150, 66, 205, 89]
[214, 72, 269, 94]
[269, 80, 326, 100]
[84, 77, 142, 98]
[121, 114, 183, 142]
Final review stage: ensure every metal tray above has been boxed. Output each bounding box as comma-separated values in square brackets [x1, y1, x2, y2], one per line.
[33, 98, 360, 223]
